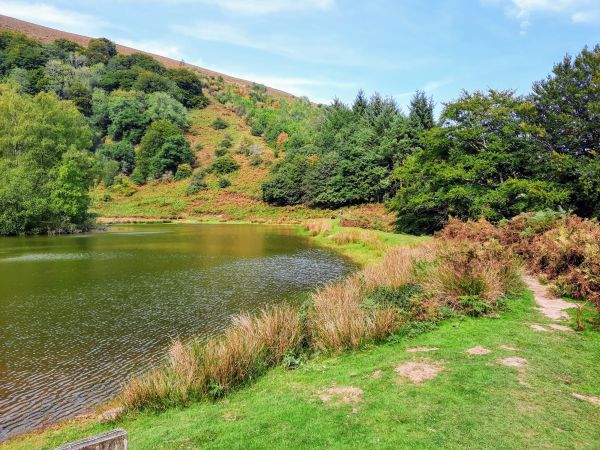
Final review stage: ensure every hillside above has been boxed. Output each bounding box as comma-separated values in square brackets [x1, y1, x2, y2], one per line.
[0, 14, 294, 99]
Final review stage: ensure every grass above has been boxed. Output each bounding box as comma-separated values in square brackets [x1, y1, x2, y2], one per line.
[6, 292, 599, 449]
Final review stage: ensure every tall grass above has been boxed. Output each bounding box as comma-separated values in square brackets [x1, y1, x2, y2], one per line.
[328, 229, 385, 251]
[303, 219, 333, 236]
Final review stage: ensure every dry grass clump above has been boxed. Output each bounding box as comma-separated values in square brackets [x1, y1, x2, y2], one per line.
[426, 240, 521, 313]
[308, 276, 403, 352]
[122, 305, 302, 410]
[329, 229, 385, 251]
[303, 219, 333, 236]
[360, 244, 435, 290]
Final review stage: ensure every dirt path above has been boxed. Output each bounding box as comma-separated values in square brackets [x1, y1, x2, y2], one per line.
[522, 274, 577, 321]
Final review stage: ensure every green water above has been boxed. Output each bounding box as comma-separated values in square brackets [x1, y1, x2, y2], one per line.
[0, 224, 353, 440]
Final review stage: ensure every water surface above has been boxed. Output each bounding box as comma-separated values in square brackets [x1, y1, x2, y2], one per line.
[0, 224, 353, 440]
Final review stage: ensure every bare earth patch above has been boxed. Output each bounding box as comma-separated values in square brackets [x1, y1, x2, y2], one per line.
[372, 370, 383, 379]
[549, 324, 574, 332]
[395, 361, 442, 384]
[498, 345, 518, 351]
[530, 324, 549, 332]
[319, 386, 364, 404]
[498, 357, 528, 368]
[523, 275, 577, 320]
[466, 346, 491, 355]
[572, 393, 600, 406]
[406, 346, 439, 353]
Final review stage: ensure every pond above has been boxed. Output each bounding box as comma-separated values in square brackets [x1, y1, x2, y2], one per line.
[0, 224, 354, 440]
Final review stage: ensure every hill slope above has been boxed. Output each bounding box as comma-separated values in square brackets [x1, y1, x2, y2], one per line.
[0, 14, 293, 98]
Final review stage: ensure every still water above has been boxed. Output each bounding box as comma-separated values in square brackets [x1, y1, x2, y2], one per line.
[0, 224, 353, 440]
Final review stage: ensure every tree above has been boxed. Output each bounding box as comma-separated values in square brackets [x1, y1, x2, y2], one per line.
[408, 90, 435, 130]
[86, 38, 117, 65]
[145, 92, 189, 128]
[136, 120, 194, 181]
[531, 44, 600, 218]
[97, 140, 136, 174]
[167, 67, 208, 108]
[105, 90, 149, 143]
[388, 89, 569, 234]
[0, 84, 93, 235]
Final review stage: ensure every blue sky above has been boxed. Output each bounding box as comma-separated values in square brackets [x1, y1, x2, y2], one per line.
[0, 0, 598, 111]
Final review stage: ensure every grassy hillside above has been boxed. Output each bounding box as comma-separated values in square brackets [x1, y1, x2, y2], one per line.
[91, 96, 395, 227]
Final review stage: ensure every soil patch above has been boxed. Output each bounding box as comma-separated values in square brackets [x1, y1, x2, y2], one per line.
[406, 347, 439, 353]
[395, 361, 442, 384]
[498, 357, 528, 368]
[549, 324, 574, 332]
[465, 346, 491, 355]
[319, 386, 363, 404]
[372, 370, 383, 379]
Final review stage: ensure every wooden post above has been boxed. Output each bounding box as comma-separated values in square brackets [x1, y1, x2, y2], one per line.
[55, 429, 127, 450]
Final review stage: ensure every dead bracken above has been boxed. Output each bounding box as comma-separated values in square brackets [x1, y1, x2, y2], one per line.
[395, 361, 442, 383]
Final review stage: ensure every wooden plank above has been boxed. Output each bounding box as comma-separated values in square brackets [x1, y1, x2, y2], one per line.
[55, 429, 127, 450]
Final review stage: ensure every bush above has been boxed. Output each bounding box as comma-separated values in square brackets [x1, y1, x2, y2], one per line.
[210, 156, 240, 175]
[249, 154, 263, 167]
[218, 177, 231, 188]
[174, 163, 193, 180]
[215, 147, 228, 157]
[212, 117, 229, 130]
[186, 170, 208, 195]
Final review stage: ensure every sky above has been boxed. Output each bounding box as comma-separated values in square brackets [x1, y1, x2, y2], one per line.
[0, 0, 598, 111]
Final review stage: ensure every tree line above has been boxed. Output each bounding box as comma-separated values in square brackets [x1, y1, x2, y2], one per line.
[0, 32, 208, 234]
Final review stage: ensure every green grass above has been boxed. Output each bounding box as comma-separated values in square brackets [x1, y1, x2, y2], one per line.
[7, 292, 599, 449]
[299, 222, 430, 265]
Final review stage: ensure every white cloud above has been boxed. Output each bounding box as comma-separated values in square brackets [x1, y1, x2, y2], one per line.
[487, 0, 600, 32]
[119, 39, 186, 60]
[162, 0, 334, 15]
[0, 1, 106, 35]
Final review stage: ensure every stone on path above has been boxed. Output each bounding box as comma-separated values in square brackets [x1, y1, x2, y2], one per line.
[530, 324, 549, 332]
[549, 324, 574, 332]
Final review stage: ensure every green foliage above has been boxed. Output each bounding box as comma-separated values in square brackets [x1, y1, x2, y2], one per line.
[97, 140, 136, 174]
[218, 176, 231, 188]
[86, 38, 117, 65]
[167, 67, 209, 108]
[145, 91, 189, 128]
[212, 117, 229, 129]
[186, 170, 208, 194]
[389, 90, 570, 234]
[0, 84, 93, 235]
[174, 163, 193, 180]
[137, 120, 194, 181]
[210, 156, 240, 175]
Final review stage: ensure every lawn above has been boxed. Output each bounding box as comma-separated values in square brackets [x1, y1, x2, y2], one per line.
[6, 289, 599, 450]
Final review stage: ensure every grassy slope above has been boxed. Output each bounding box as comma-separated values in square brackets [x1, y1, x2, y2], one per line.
[6, 293, 599, 449]
[5, 228, 599, 450]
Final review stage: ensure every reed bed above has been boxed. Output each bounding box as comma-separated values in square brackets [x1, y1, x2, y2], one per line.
[303, 219, 333, 236]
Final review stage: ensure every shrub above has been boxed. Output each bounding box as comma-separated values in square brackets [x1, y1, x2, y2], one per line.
[174, 163, 193, 180]
[218, 177, 231, 189]
[210, 156, 239, 175]
[215, 147, 228, 157]
[212, 117, 229, 130]
[249, 154, 263, 167]
[186, 171, 208, 195]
